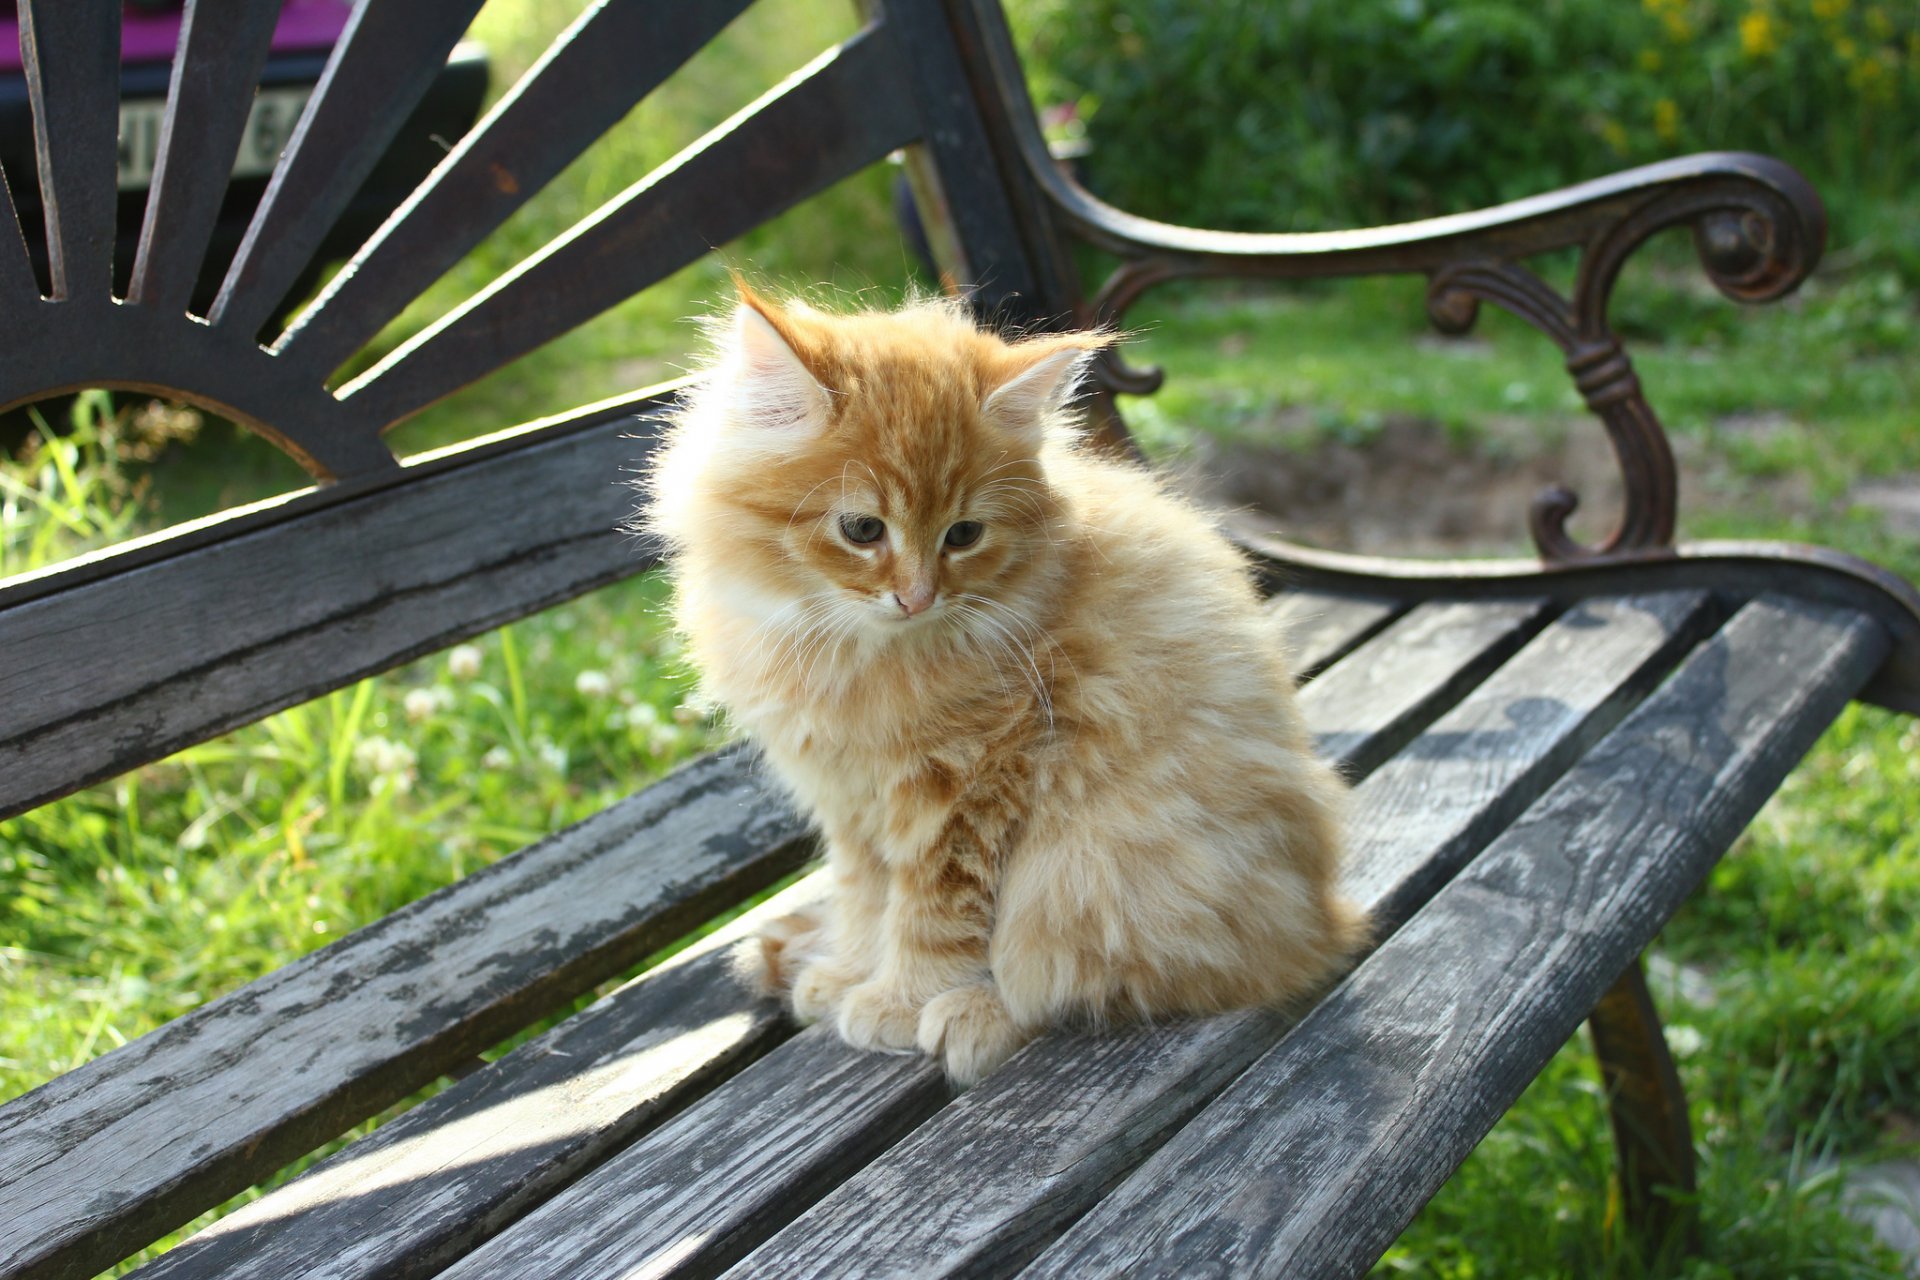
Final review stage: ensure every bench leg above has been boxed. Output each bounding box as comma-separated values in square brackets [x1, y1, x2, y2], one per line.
[1588, 955, 1699, 1258]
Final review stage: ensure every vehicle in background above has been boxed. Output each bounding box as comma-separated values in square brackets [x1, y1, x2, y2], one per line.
[0, 0, 488, 316]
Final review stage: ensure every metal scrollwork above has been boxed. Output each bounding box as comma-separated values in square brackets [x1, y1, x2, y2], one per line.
[1424, 260, 1676, 563]
[1420, 173, 1822, 563]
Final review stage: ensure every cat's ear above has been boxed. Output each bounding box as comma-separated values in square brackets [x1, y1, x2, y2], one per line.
[723, 292, 831, 434]
[983, 339, 1106, 437]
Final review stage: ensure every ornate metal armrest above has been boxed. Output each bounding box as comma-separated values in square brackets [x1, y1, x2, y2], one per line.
[1009, 74, 1824, 563]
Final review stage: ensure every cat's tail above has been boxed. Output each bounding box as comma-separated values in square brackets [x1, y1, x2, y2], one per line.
[1327, 892, 1375, 962]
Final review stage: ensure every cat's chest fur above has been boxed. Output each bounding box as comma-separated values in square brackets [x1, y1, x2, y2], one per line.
[731, 655, 1021, 866]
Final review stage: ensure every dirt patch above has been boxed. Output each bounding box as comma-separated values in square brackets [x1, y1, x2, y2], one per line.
[1168, 410, 1821, 557]
[1850, 478, 1920, 534]
[1174, 413, 1623, 557]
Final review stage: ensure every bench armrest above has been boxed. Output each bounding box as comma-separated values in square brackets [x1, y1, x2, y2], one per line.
[999, 52, 1825, 565]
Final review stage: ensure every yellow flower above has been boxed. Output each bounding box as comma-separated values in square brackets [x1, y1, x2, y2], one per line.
[1848, 51, 1895, 101]
[1740, 10, 1782, 57]
[1866, 6, 1892, 39]
[1638, 47, 1664, 71]
[1654, 98, 1682, 143]
[1662, 8, 1694, 41]
[1811, 0, 1849, 20]
[1600, 119, 1631, 154]
[1835, 34, 1859, 60]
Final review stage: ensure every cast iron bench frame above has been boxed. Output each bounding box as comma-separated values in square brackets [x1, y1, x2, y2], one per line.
[3, 1, 1917, 1277]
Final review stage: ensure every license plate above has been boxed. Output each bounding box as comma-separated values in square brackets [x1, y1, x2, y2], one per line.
[117, 85, 313, 192]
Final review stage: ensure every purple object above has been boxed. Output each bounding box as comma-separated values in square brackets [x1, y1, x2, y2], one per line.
[1, 1, 355, 76]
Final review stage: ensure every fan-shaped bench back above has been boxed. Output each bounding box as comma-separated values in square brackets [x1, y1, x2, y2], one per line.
[0, 0, 1079, 821]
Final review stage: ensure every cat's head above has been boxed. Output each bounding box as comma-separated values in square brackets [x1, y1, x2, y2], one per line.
[647, 287, 1110, 642]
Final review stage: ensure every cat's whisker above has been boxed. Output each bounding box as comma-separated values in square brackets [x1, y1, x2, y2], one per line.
[947, 601, 1022, 710]
[961, 592, 1078, 712]
[955, 598, 1053, 729]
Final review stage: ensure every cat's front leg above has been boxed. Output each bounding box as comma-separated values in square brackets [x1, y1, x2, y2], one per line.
[836, 752, 1028, 1068]
[783, 836, 888, 1024]
[917, 982, 1030, 1086]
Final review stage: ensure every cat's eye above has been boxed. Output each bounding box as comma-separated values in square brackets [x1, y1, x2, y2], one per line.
[944, 521, 984, 549]
[840, 514, 886, 545]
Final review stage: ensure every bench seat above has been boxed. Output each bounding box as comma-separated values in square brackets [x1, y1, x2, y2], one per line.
[2, 576, 1886, 1280]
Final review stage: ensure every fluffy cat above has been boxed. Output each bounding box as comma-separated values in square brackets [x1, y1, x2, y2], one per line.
[643, 286, 1365, 1086]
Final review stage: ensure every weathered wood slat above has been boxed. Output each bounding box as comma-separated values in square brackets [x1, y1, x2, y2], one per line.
[208, 0, 489, 339]
[125, 0, 282, 313]
[1021, 596, 1889, 1280]
[721, 592, 1713, 1280]
[278, 0, 755, 377]
[0, 750, 812, 1280]
[1265, 590, 1402, 679]
[338, 26, 922, 433]
[1342, 592, 1720, 925]
[1306, 597, 1550, 775]
[130, 878, 831, 1280]
[392, 592, 1559, 1278]
[16, 0, 120, 301]
[437, 1026, 947, 1280]
[0, 401, 667, 823]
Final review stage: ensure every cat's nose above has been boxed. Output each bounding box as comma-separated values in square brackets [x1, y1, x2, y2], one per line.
[893, 586, 936, 617]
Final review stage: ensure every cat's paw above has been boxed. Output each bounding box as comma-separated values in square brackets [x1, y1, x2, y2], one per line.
[917, 983, 1029, 1087]
[835, 980, 921, 1053]
[789, 958, 861, 1023]
[738, 910, 824, 997]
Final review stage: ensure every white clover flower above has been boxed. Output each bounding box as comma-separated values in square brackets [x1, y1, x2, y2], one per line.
[536, 740, 568, 774]
[575, 670, 613, 700]
[354, 736, 417, 796]
[1664, 1024, 1705, 1059]
[353, 736, 416, 777]
[629, 701, 662, 728]
[403, 688, 438, 724]
[447, 644, 483, 680]
[481, 745, 513, 770]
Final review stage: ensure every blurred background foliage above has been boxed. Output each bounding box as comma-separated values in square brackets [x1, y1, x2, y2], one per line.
[1011, 0, 1918, 280]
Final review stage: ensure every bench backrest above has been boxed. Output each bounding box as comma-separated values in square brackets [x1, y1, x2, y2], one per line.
[0, 0, 1080, 823]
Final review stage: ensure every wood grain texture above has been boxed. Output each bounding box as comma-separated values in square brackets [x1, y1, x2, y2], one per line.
[0, 750, 811, 1280]
[278, 0, 756, 377]
[721, 593, 1712, 1280]
[209, 0, 490, 339]
[130, 878, 833, 1280]
[436, 1025, 948, 1280]
[1022, 596, 1888, 1280]
[1306, 597, 1550, 777]
[1265, 591, 1403, 679]
[1342, 591, 1720, 928]
[221, 595, 1535, 1280]
[0, 404, 664, 823]
[125, 0, 282, 312]
[340, 26, 922, 433]
[17, 0, 120, 301]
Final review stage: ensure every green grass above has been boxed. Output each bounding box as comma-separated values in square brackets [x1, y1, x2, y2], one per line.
[2, 0, 1918, 1275]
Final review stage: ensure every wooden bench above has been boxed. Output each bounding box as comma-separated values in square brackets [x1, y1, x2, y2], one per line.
[4, 2, 1918, 1277]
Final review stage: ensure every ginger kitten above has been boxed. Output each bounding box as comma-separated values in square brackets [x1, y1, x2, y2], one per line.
[644, 287, 1364, 1085]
